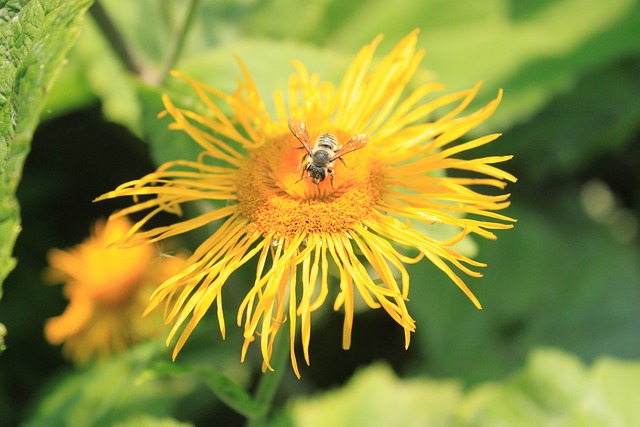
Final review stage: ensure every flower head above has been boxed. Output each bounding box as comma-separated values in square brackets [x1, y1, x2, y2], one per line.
[45, 217, 185, 364]
[96, 30, 516, 377]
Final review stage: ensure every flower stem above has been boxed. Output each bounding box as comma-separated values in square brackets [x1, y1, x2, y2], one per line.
[246, 333, 290, 427]
[89, 1, 145, 77]
[157, 0, 201, 85]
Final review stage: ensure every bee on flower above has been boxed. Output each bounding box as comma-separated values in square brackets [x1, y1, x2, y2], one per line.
[288, 117, 369, 189]
[44, 217, 186, 364]
[96, 30, 516, 378]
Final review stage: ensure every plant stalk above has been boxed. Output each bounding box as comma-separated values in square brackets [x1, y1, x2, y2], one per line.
[246, 333, 290, 427]
[89, 1, 145, 76]
[157, 0, 201, 84]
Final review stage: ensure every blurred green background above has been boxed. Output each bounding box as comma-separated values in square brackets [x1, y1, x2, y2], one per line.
[1, 0, 640, 426]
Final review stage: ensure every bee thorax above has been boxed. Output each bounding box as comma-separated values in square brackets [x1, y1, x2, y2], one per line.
[311, 150, 331, 166]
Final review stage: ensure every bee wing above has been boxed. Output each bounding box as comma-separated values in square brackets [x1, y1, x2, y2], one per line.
[288, 118, 313, 155]
[335, 134, 369, 158]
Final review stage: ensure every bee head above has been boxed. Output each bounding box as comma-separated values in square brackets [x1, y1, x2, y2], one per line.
[307, 165, 327, 183]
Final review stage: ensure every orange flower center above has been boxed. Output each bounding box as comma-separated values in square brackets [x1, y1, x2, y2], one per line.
[82, 241, 151, 308]
[237, 129, 386, 238]
[68, 218, 154, 308]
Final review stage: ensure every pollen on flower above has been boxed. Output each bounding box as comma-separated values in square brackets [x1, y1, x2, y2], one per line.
[236, 129, 386, 239]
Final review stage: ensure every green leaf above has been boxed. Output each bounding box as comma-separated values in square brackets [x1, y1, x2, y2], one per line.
[286, 350, 640, 427]
[316, 0, 640, 130]
[0, 322, 6, 353]
[588, 355, 640, 427]
[137, 82, 202, 166]
[24, 341, 198, 427]
[42, 0, 640, 137]
[460, 349, 640, 426]
[502, 56, 640, 182]
[230, 0, 640, 129]
[111, 415, 194, 427]
[140, 360, 265, 418]
[408, 190, 640, 383]
[289, 363, 464, 427]
[0, 0, 94, 292]
[42, 14, 140, 129]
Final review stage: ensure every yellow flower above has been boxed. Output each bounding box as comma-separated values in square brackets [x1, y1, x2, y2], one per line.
[96, 30, 516, 378]
[45, 217, 186, 364]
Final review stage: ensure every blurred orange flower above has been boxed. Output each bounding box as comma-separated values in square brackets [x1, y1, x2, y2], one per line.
[45, 217, 186, 364]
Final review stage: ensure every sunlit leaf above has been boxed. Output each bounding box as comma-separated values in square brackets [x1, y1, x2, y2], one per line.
[111, 415, 194, 427]
[286, 349, 640, 427]
[289, 363, 463, 427]
[460, 349, 640, 426]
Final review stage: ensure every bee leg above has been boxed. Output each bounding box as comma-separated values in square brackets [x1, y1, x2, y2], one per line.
[328, 169, 335, 189]
[297, 154, 308, 171]
[300, 162, 309, 180]
[338, 157, 348, 167]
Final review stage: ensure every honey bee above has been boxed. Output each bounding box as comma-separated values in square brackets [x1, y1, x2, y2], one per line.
[287, 118, 369, 188]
